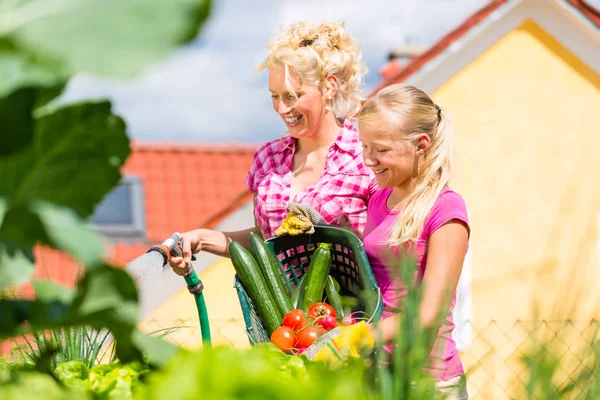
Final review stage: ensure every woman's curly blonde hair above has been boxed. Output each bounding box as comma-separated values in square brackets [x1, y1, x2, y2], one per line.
[256, 21, 367, 120]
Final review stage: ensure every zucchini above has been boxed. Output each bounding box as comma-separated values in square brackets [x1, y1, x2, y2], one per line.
[228, 238, 281, 334]
[290, 274, 307, 308]
[325, 275, 344, 318]
[248, 232, 292, 317]
[300, 242, 332, 310]
[341, 295, 360, 317]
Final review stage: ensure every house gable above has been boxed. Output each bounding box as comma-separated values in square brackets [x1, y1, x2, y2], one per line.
[374, 0, 600, 94]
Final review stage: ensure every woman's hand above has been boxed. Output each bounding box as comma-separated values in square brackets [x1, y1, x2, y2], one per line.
[166, 227, 258, 276]
[168, 229, 204, 276]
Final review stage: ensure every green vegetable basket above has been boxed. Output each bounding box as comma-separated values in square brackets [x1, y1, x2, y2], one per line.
[234, 225, 383, 345]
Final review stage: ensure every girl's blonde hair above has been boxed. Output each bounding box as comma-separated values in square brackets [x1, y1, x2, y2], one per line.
[256, 21, 367, 120]
[359, 84, 454, 245]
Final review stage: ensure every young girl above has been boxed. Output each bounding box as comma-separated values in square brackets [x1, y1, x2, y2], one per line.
[359, 84, 470, 399]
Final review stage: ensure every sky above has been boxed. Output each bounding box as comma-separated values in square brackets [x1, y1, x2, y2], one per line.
[59, 0, 487, 143]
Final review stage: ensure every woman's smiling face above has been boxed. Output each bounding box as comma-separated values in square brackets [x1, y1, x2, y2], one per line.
[269, 65, 328, 139]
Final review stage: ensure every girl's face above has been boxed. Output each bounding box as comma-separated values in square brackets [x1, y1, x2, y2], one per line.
[359, 116, 427, 190]
[269, 65, 329, 139]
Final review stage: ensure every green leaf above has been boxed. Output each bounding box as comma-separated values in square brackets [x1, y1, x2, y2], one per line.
[0, 0, 212, 98]
[88, 362, 146, 399]
[0, 240, 35, 286]
[0, 84, 67, 156]
[0, 38, 66, 99]
[0, 197, 35, 287]
[0, 100, 129, 283]
[54, 361, 90, 388]
[33, 201, 105, 268]
[0, 201, 105, 285]
[1, 100, 131, 219]
[0, 299, 69, 334]
[33, 280, 76, 304]
[0, 88, 36, 156]
[130, 330, 179, 367]
[0, 370, 89, 400]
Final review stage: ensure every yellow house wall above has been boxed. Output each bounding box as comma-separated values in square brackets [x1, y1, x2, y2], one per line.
[138, 257, 250, 350]
[434, 19, 600, 322]
[432, 20, 600, 398]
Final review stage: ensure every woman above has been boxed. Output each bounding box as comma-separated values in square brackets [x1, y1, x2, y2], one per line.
[169, 21, 376, 274]
[359, 84, 470, 399]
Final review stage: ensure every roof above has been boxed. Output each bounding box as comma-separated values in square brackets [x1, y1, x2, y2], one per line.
[108, 142, 257, 264]
[28, 142, 257, 290]
[372, 0, 600, 93]
[569, 0, 600, 26]
[122, 142, 257, 243]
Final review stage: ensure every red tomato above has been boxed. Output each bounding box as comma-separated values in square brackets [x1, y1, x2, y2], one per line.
[307, 302, 337, 319]
[282, 309, 309, 331]
[295, 326, 322, 348]
[318, 315, 339, 331]
[270, 326, 296, 354]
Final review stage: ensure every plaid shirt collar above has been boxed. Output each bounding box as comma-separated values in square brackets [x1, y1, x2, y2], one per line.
[276, 120, 359, 154]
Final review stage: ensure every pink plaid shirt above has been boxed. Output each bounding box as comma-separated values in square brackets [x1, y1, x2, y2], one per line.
[246, 122, 377, 239]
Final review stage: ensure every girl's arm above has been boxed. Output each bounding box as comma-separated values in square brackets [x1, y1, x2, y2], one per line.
[369, 220, 469, 345]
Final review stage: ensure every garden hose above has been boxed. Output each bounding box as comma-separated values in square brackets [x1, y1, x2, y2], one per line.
[148, 232, 212, 348]
[183, 269, 212, 346]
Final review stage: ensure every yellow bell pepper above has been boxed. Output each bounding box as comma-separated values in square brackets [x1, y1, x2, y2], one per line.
[306, 322, 374, 368]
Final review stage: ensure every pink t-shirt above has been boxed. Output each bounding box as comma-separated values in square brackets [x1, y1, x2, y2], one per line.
[362, 188, 469, 381]
[246, 122, 377, 238]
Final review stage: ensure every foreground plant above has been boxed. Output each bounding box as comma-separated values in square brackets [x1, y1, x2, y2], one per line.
[135, 343, 377, 400]
[0, 0, 212, 367]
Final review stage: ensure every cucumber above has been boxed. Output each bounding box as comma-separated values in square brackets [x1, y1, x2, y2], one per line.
[325, 275, 344, 318]
[248, 232, 292, 318]
[290, 274, 307, 308]
[300, 242, 332, 310]
[228, 238, 281, 334]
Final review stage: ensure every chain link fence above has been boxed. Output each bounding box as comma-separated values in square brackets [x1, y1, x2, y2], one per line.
[461, 319, 599, 399]
[142, 317, 600, 399]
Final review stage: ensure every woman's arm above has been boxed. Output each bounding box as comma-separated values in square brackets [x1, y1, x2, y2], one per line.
[168, 196, 263, 275]
[167, 227, 258, 275]
[190, 227, 258, 258]
[370, 220, 469, 345]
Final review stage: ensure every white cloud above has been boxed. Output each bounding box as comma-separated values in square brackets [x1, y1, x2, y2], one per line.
[60, 0, 486, 142]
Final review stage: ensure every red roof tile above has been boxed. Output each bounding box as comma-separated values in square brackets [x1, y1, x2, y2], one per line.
[123, 142, 257, 243]
[372, 0, 600, 93]
[568, 0, 600, 26]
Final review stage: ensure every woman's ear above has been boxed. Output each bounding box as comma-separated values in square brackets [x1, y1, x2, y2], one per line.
[324, 75, 339, 99]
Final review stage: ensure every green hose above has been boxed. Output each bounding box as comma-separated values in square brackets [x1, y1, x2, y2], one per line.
[184, 270, 212, 347]
[194, 293, 211, 346]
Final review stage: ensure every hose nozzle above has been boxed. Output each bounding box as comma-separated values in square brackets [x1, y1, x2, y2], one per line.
[147, 232, 195, 270]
